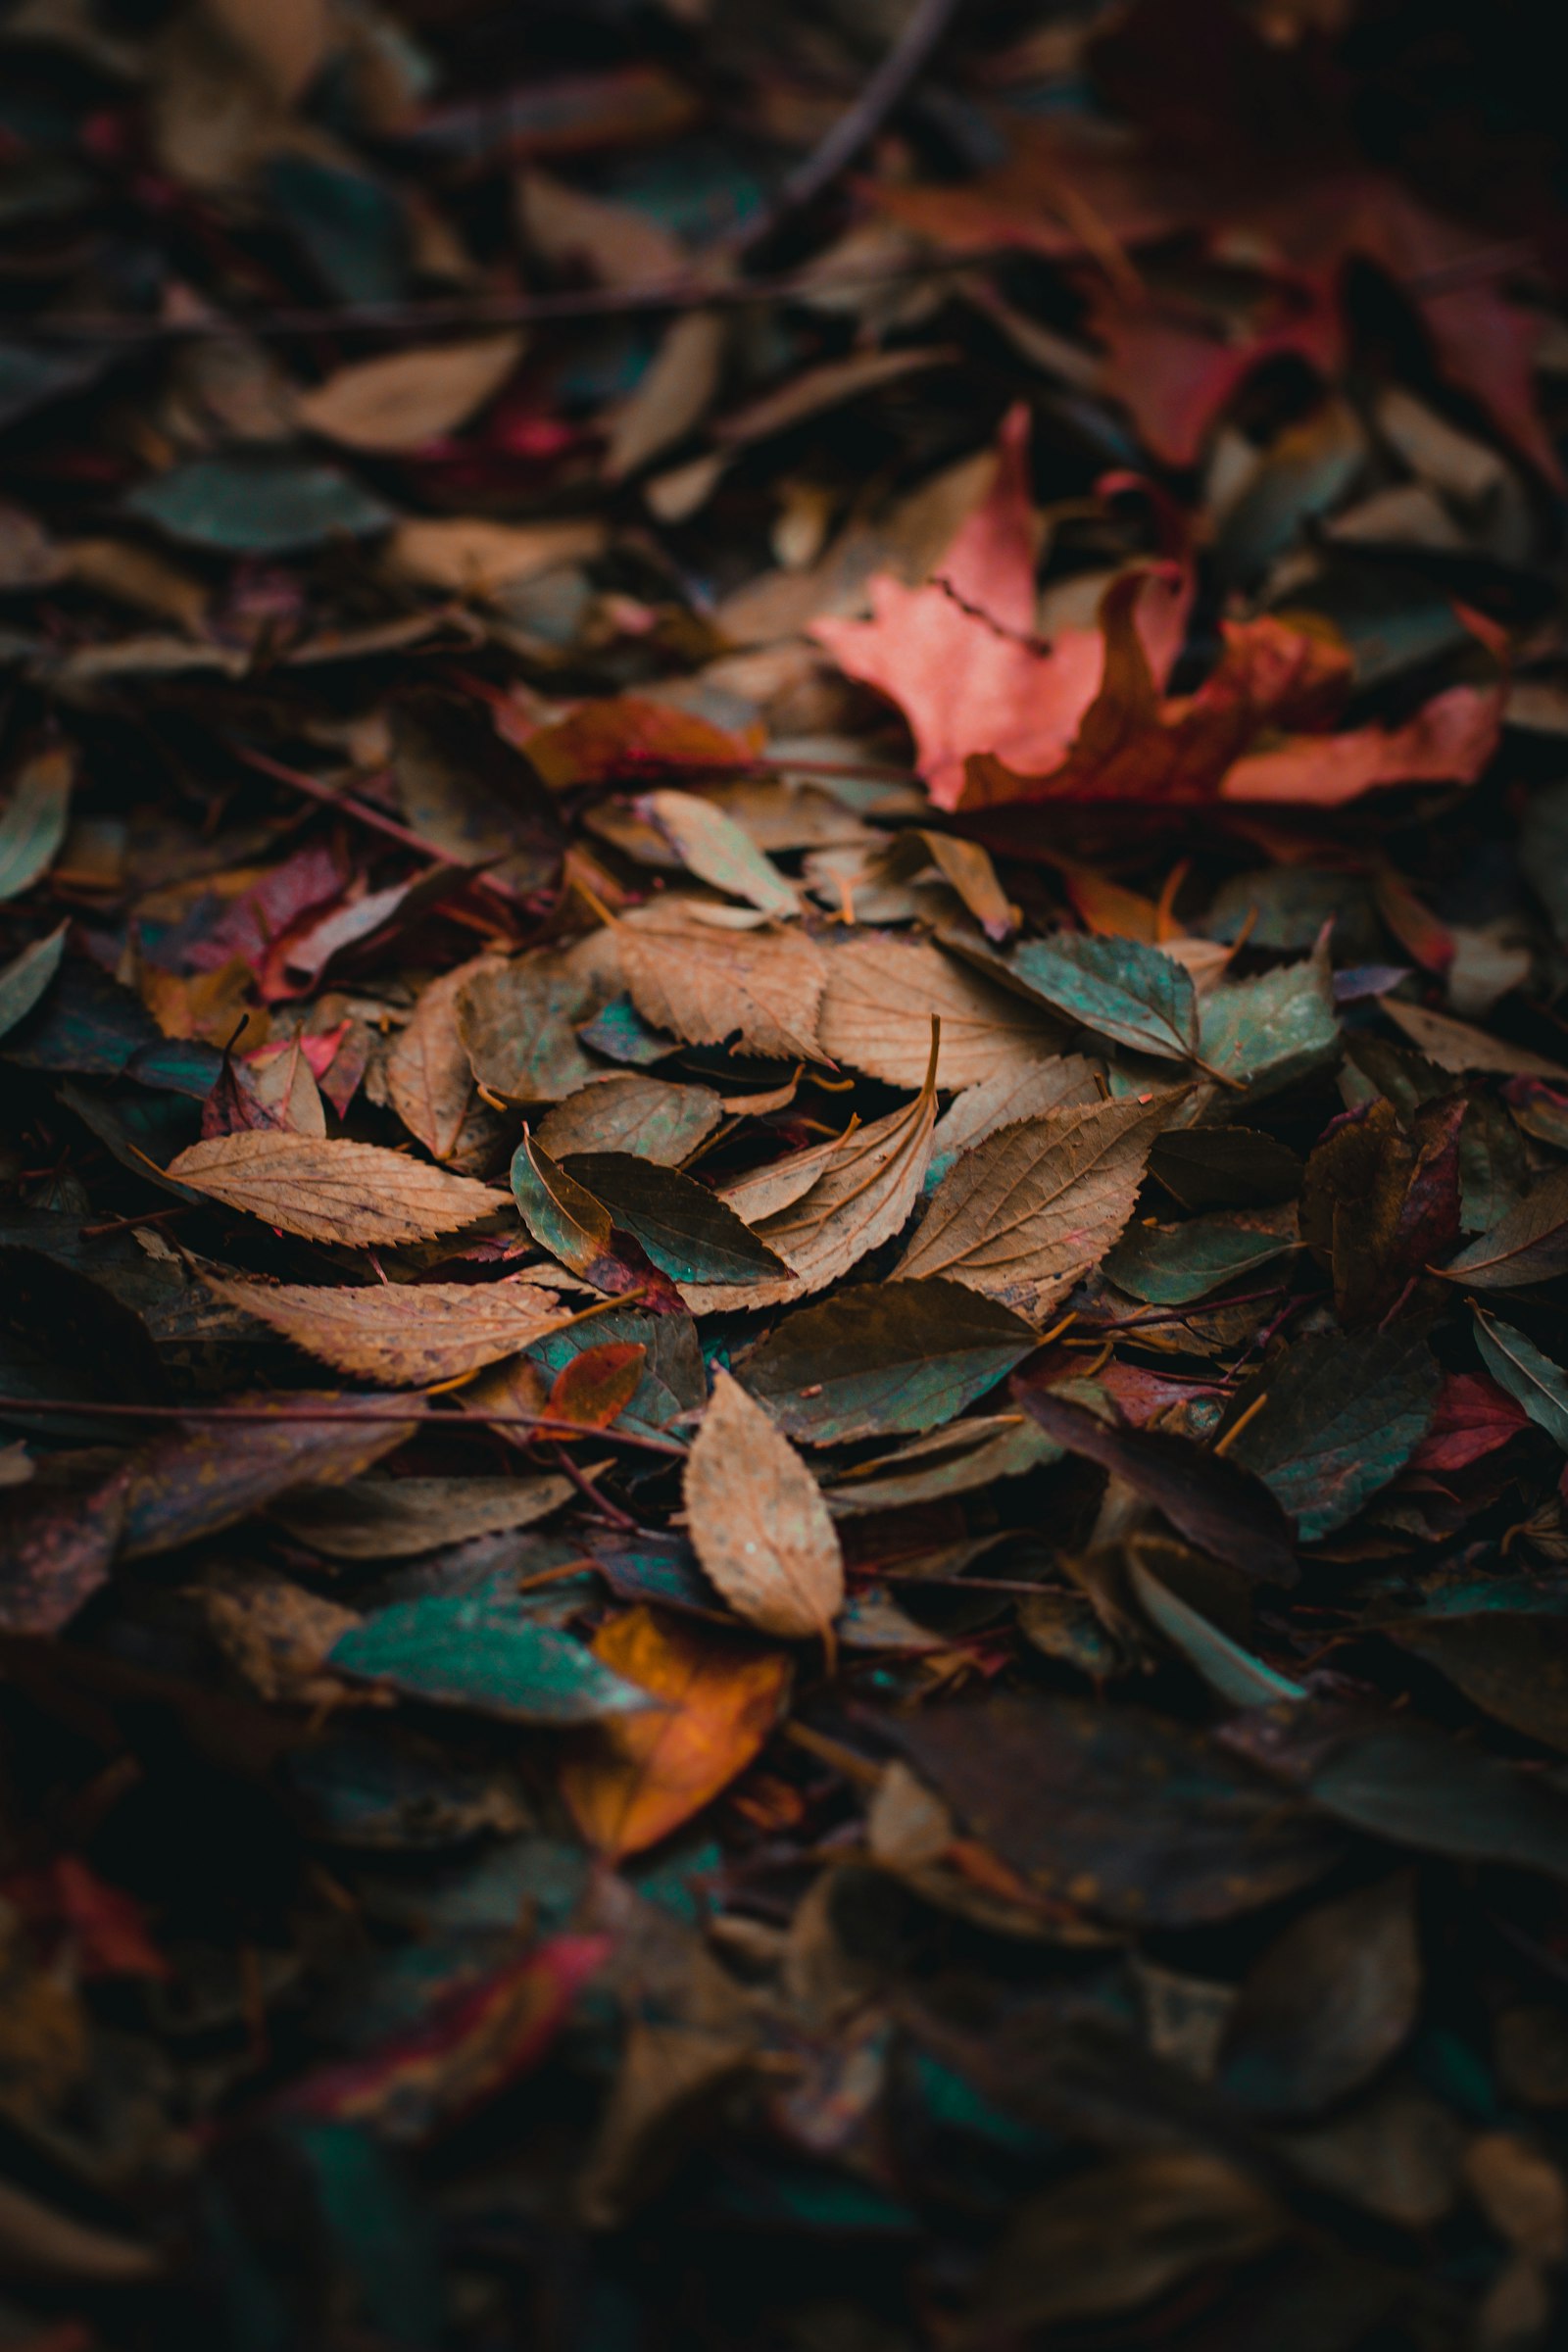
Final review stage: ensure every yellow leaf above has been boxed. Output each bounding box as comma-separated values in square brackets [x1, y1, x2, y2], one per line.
[684, 1369, 843, 1640]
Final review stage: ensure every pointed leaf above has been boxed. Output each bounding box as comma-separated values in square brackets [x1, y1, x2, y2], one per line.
[683, 1369, 844, 1640]
[1226, 1328, 1441, 1540]
[1474, 1311, 1568, 1451]
[167, 1134, 505, 1245]
[0, 924, 66, 1043]
[641, 790, 799, 918]
[819, 936, 1062, 1089]
[0, 747, 73, 903]
[741, 1280, 1034, 1445]
[204, 1275, 568, 1386]
[332, 1594, 652, 1723]
[1444, 1168, 1568, 1290]
[561, 1152, 788, 1285]
[1007, 933, 1199, 1061]
[615, 906, 825, 1060]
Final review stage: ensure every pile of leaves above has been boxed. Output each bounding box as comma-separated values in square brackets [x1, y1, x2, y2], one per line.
[9, 0, 1568, 2344]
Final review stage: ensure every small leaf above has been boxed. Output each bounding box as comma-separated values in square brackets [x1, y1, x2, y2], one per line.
[167, 1133, 505, 1245]
[295, 335, 522, 452]
[546, 1342, 647, 1429]
[535, 1074, 721, 1166]
[1127, 1556, 1306, 1708]
[511, 1132, 613, 1276]
[1218, 1876, 1420, 2116]
[1148, 1124, 1303, 1209]
[460, 956, 598, 1103]
[561, 1606, 792, 1857]
[331, 1593, 653, 1722]
[683, 1369, 844, 1640]
[1007, 933, 1199, 1062]
[1443, 1168, 1568, 1289]
[741, 1280, 1035, 1445]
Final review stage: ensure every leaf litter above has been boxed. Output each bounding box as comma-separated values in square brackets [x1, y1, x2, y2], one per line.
[6, 1, 1568, 2344]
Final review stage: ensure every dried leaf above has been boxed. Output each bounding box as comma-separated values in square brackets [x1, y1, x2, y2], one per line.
[273, 1474, 572, 1558]
[203, 1273, 568, 1385]
[819, 936, 1063, 1089]
[616, 906, 826, 1061]
[387, 956, 510, 1165]
[295, 336, 523, 453]
[167, 1133, 505, 1244]
[122, 1394, 417, 1559]
[896, 1091, 1177, 1320]
[742, 1280, 1035, 1445]
[0, 746, 73, 904]
[683, 1368, 844, 1640]
[535, 1074, 721, 1166]
[642, 790, 799, 918]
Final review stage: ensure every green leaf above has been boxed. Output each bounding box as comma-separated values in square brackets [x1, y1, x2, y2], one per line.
[1444, 1169, 1568, 1290]
[331, 1592, 654, 1722]
[0, 749, 72, 902]
[1226, 1328, 1439, 1542]
[562, 1151, 787, 1285]
[743, 1280, 1036, 1445]
[1102, 1211, 1294, 1304]
[0, 923, 65, 1041]
[1008, 934, 1198, 1062]
[1198, 939, 1339, 1096]
[1474, 1310, 1568, 1450]
[824, 1412, 1058, 1512]
[124, 453, 394, 555]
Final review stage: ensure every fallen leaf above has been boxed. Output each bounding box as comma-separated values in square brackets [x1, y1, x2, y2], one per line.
[0, 746, 74, 904]
[332, 1593, 654, 1721]
[818, 935, 1063, 1089]
[1473, 1312, 1568, 1452]
[741, 1280, 1035, 1445]
[387, 956, 510, 1164]
[0, 1466, 128, 1635]
[0, 924, 67, 1044]
[122, 1394, 417, 1559]
[167, 1133, 505, 1244]
[1225, 1327, 1442, 1540]
[561, 1606, 791, 1857]
[273, 1473, 572, 1557]
[615, 905, 826, 1061]
[1006, 932, 1199, 1061]
[896, 1091, 1177, 1320]
[1218, 1875, 1420, 2116]
[535, 1073, 721, 1166]
[546, 1341, 646, 1429]
[683, 1368, 844, 1640]
[641, 790, 799, 918]
[562, 1152, 788, 1285]
[1443, 1168, 1568, 1290]
[295, 336, 523, 453]
[202, 1273, 568, 1385]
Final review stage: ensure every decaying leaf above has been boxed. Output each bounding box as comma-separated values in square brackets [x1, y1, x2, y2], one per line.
[167, 1133, 506, 1244]
[202, 1273, 569, 1385]
[615, 905, 826, 1060]
[295, 336, 524, 453]
[683, 1368, 844, 1640]
[818, 935, 1062, 1088]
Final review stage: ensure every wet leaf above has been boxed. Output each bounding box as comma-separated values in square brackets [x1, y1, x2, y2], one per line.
[683, 1369, 843, 1640]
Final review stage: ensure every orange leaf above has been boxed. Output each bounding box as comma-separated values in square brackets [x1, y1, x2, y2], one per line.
[524, 696, 762, 790]
[561, 1606, 790, 1858]
[546, 1342, 647, 1428]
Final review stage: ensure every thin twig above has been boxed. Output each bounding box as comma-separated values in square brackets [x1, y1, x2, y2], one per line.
[718, 0, 965, 259]
[0, 1393, 688, 1457]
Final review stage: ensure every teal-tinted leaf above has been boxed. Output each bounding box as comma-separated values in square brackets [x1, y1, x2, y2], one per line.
[1008, 934, 1198, 1062]
[284, 1727, 529, 1848]
[743, 1280, 1035, 1445]
[1198, 939, 1340, 1097]
[460, 959, 598, 1103]
[1474, 1310, 1568, 1451]
[1127, 1558, 1306, 1709]
[1103, 1211, 1295, 1304]
[331, 1592, 654, 1722]
[0, 923, 65, 1042]
[585, 1531, 719, 1617]
[576, 992, 678, 1066]
[266, 154, 410, 307]
[1205, 867, 1378, 956]
[125, 453, 394, 555]
[1444, 1169, 1568, 1290]
[562, 1151, 786, 1285]
[824, 1412, 1058, 1512]
[0, 338, 111, 431]
[1227, 1328, 1440, 1541]
[0, 746, 72, 902]
[1148, 1125, 1303, 1210]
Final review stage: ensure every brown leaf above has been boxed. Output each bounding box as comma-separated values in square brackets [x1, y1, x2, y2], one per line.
[271, 1474, 572, 1559]
[202, 1274, 568, 1385]
[684, 1049, 939, 1311]
[818, 936, 1063, 1088]
[167, 1133, 506, 1244]
[386, 516, 606, 597]
[616, 905, 826, 1061]
[1383, 1000, 1568, 1080]
[684, 1370, 844, 1640]
[295, 336, 524, 454]
[896, 1091, 1178, 1319]
[535, 1073, 721, 1166]
[605, 311, 727, 480]
[122, 1395, 418, 1559]
[387, 957, 510, 1164]
[0, 1468, 129, 1636]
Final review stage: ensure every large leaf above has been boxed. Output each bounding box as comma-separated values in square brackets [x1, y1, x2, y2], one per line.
[1102, 1209, 1295, 1304]
[818, 936, 1063, 1089]
[273, 1474, 572, 1559]
[122, 1394, 417, 1559]
[535, 1075, 721, 1167]
[204, 1275, 568, 1386]
[1226, 1328, 1441, 1540]
[459, 956, 599, 1104]
[896, 1091, 1177, 1321]
[614, 905, 825, 1060]
[742, 1281, 1035, 1445]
